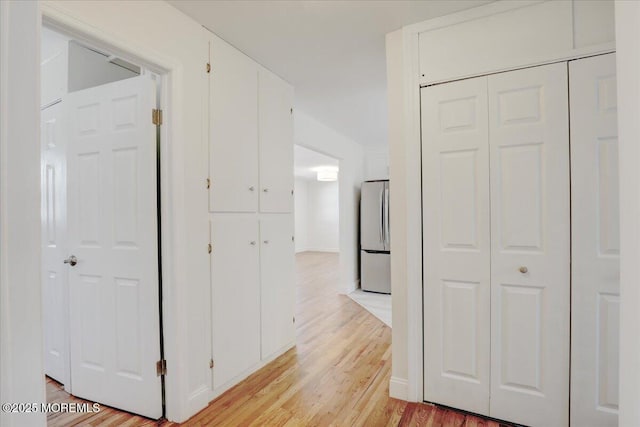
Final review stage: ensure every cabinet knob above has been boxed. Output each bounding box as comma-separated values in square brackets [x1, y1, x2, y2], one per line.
[263, 240, 269, 244]
[249, 186, 255, 192]
[250, 241, 256, 246]
[519, 266, 528, 274]
[263, 188, 269, 193]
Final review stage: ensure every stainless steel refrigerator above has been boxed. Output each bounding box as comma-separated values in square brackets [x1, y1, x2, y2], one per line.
[360, 180, 390, 294]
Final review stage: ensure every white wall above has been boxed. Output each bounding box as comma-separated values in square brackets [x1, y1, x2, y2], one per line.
[0, 2, 47, 426]
[294, 111, 364, 293]
[67, 40, 139, 92]
[615, 2, 640, 425]
[306, 180, 339, 252]
[294, 178, 339, 253]
[294, 177, 309, 252]
[364, 148, 389, 181]
[385, 28, 409, 399]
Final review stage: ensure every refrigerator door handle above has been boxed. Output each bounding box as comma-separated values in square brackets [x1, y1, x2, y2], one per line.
[384, 185, 390, 248]
[379, 187, 384, 244]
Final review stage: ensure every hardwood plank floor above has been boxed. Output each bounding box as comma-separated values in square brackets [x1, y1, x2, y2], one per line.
[47, 251, 512, 426]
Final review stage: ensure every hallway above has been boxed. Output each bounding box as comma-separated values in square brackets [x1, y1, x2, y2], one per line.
[46, 252, 508, 426]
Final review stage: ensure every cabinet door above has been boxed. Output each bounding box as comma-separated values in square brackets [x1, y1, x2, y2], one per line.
[210, 38, 258, 212]
[211, 216, 261, 389]
[421, 76, 491, 415]
[258, 70, 294, 213]
[260, 215, 295, 359]
[488, 62, 570, 427]
[569, 53, 619, 427]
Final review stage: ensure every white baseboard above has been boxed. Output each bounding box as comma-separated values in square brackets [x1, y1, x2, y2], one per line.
[389, 376, 409, 401]
[340, 279, 359, 295]
[303, 247, 339, 253]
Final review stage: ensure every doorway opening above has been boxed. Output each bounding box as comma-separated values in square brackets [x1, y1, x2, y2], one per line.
[40, 25, 165, 423]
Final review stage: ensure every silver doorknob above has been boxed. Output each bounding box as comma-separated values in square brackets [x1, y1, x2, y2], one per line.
[263, 188, 269, 193]
[250, 241, 256, 245]
[263, 240, 269, 244]
[519, 266, 528, 274]
[249, 186, 255, 192]
[64, 255, 78, 267]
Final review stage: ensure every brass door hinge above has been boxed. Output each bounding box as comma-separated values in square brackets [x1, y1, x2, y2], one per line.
[209, 359, 214, 369]
[208, 243, 212, 254]
[206, 62, 211, 73]
[152, 109, 163, 125]
[156, 359, 167, 376]
[206, 178, 211, 189]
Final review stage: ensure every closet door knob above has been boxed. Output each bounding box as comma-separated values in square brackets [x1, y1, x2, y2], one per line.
[263, 188, 269, 193]
[250, 241, 256, 246]
[263, 240, 269, 244]
[249, 186, 255, 192]
[519, 266, 528, 274]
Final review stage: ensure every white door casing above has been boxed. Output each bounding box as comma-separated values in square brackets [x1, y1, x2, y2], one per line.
[421, 76, 491, 415]
[487, 63, 570, 427]
[41, 101, 69, 387]
[258, 70, 294, 213]
[210, 216, 261, 389]
[259, 215, 295, 359]
[210, 38, 259, 213]
[569, 53, 619, 427]
[66, 75, 162, 419]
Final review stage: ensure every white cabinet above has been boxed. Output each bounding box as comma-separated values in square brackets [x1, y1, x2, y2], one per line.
[260, 215, 295, 358]
[210, 214, 295, 390]
[210, 37, 259, 213]
[422, 62, 570, 427]
[209, 38, 293, 214]
[259, 70, 294, 213]
[210, 216, 261, 389]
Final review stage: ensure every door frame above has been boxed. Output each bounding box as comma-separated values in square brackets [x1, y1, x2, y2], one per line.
[41, 5, 176, 420]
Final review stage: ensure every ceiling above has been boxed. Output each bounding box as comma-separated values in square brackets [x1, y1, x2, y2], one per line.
[168, 0, 492, 148]
[294, 145, 339, 180]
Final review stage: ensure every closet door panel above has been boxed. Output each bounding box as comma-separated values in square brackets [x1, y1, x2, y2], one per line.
[210, 38, 259, 212]
[570, 53, 619, 427]
[488, 62, 570, 427]
[422, 76, 491, 415]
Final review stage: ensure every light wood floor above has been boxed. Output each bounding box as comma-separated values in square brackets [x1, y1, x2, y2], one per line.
[47, 251, 511, 426]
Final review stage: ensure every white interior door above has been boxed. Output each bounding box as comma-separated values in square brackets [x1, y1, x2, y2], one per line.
[569, 53, 619, 427]
[41, 101, 69, 387]
[259, 215, 295, 359]
[211, 215, 261, 389]
[421, 76, 491, 415]
[488, 62, 570, 427]
[258, 70, 294, 213]
[66, 75, 162, 419]
[210, 38, 259, 213]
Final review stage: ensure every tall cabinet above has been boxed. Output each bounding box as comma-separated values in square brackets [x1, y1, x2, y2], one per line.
[208, 35, 295, 393]
[422, 55, 619, 427]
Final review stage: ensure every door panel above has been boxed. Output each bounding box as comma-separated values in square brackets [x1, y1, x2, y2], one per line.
[210, 38, 259, 213]
[260, 215, 295, 359]
[422, 76, 491, 415]
[488, 62, 570, 427]
[66, 75, 162, 419]
[41, 102, 69, 385]
[360, 181, 385, 252]
[361, 251, 391, 294]
[570, 53, 619, 427]
[211, 216, 261, 389]
[259, 70, 294, 213]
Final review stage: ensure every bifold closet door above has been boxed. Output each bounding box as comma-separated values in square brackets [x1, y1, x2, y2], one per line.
[422, 76, 491, 415]
[488, 62, 570, 427]
[570, 53, 619, 427]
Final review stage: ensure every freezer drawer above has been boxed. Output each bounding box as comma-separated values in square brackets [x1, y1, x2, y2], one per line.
[361, 250, 391, 294]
